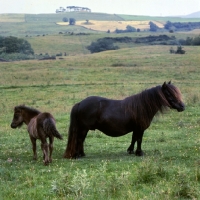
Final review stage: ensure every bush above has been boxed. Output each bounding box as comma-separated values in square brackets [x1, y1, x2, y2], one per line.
[62, 17, 68, 22]
[69, 18, 76, 25]
[115, 25, 137, 33]
[179, 35, 200, 46]
[87, 39, 119, 53]
[0, 36, 34, 54]
[149, 21, 159, 32]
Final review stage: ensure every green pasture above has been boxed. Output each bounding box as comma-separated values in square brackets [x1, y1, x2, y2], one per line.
[0, 12, 200, 199]
[1, 40, 200, 199]
[1, 12, 200, 37]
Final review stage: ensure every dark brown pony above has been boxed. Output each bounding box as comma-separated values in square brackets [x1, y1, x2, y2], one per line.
[64, 81, 185, 159]
[11, 105, 63, 165]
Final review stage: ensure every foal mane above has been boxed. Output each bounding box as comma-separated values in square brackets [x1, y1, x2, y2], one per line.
[15, 105, 41, 115]
[124, 85, 172, 129]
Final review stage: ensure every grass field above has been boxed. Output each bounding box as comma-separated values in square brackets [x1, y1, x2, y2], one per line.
[1, 12, 200, 37]
[1, 43, 200, 199]
[0, 12, 200, 200]
[57, 20, 164, 32]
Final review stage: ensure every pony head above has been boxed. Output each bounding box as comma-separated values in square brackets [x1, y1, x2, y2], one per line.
[162, 81, 185, 112]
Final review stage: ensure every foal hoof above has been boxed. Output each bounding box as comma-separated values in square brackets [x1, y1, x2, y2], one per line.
[43, 160, 50, 165]
[135, 150, 144, 156]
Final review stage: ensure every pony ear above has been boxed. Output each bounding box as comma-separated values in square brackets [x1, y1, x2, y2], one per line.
[168, 81, 171, 84]
[162, 82, 167, 89]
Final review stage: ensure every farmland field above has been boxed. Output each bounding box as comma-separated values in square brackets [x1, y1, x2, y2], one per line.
[0, 12, 200, 200]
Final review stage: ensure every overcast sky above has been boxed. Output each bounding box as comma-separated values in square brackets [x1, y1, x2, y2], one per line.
[0, 0, 199, 16]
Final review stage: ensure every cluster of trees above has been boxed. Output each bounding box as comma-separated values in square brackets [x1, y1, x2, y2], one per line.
[149, 21, 160, 32]
[164, 21, 200, 31]
[87, 38, 119, 53]
[62, 17, 76, 25]
[0, 36, 34, 54]
[179, 35, 200, 45]
[115, 25, 140, 33]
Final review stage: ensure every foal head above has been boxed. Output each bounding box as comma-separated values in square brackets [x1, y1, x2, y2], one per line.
[11, 106, 25, 128]
[10, 105, 40, 128]
[162, 81, 185, 112]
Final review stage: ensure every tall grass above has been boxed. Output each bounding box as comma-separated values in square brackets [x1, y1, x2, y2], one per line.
[0, 39, 200, 199]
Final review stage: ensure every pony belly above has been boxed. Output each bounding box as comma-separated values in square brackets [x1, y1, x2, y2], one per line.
[96, 126, 130, 137]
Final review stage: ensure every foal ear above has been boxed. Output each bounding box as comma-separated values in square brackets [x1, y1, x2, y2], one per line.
[14, 106, 21, 113]
[168, 81, 171, 84]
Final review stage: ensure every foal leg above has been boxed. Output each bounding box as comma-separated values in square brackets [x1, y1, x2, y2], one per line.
[48, 136, 54, 163]
[41, 139, 49, 165]
[30, 137, 37, 160]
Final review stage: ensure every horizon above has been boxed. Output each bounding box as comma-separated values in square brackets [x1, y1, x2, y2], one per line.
[0, 0, 199, 17]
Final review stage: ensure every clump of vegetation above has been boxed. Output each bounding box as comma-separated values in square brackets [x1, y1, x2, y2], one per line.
[0, 36, 34, 54]
[115, 25, 139, 33]
[179, 35, 200, 45]
[149, 21, 160, 32]
[164, 21, 200, 31]
[69, 18, 76, 25]
[169, 46, 185, 54]
[87, 38, 119, 53]
[62, 17, 68, 22]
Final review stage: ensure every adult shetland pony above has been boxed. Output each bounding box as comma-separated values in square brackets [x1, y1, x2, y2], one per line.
[64, 82, 185, 159]
[11, 105, 63, 165]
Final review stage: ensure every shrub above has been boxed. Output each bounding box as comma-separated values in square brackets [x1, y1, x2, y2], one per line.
[0, 36, 34, 54]
[62, 17, 68, 22]
[87, 39, 119, 53]
[69, 18, 76, 25]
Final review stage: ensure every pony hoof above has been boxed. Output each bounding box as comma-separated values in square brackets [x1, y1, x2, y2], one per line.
[127, 150, 134, 154]
[127, 148, 134, 154]
[135, 150, 144, 156]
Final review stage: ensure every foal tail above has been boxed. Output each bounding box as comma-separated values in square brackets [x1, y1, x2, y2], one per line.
[43, 117, 63, 140]
[63, 103, 79, 159]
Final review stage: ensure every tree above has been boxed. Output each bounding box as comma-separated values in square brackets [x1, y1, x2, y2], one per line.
[69, 18, 76, 25]
[149, 21, 159, 32]
[0, 36, 34, 54]
[87, 39, 119, 53]
[62, 17, 68, 22]
[126, 25, 136, 32]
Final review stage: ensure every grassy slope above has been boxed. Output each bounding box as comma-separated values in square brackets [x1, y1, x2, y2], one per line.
[0, 44, 200, 199]
[0, 12, 200, 199]
[1, 12, 200, 37]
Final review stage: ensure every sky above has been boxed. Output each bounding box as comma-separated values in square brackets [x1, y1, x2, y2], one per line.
[0, 0, 200, 16]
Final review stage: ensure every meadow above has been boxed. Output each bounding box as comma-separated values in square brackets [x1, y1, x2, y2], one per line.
[0, 12, 200, 200]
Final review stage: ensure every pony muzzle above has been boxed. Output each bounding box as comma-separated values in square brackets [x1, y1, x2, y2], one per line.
[177, 102, 185, 112]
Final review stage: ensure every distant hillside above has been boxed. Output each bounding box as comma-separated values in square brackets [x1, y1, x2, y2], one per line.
[184, 11, 200, 18]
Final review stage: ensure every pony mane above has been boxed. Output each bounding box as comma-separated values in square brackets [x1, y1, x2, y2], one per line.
[124, 85, 171, 129]
[15, 105, 41, 115]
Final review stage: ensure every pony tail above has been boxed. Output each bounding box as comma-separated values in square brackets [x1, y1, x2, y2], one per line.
[63, 103, 79, 159]
[43, 118, 63, 140]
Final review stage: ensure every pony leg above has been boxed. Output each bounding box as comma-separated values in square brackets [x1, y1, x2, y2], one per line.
[41, 141, 49, 165]
[127, 132, 137, 154]
[48, 136, 54, 163]
[30, 137, 37, 160]
[77, 129, 88, 157]
[135, 131, 144, 156]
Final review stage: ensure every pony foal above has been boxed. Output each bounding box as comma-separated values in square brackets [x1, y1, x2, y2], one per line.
[11, 105, 63, 165]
